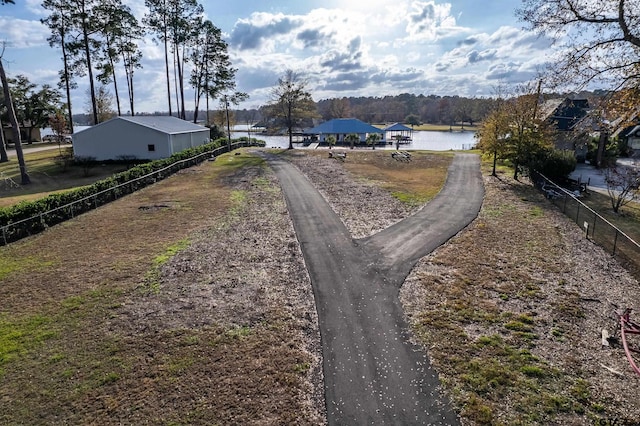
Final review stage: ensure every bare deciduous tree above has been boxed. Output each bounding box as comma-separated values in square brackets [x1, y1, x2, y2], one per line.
[518, 0, 640, 91]
[603, 164, 640, 213]
[266, 70, 316, 150]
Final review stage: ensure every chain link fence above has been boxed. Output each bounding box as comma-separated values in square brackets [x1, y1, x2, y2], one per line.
[534, 172, 640, 278]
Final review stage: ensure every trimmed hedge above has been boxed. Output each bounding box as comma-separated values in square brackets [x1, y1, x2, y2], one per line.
[0, 138, 265, 245]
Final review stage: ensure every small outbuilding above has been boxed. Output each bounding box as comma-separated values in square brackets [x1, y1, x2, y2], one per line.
[72, 116, 211, 161]
[304, 118, 385, 145]
[384, 122, 413, 143]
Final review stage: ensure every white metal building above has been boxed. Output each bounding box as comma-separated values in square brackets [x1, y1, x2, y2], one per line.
[72, 116, 211, 161]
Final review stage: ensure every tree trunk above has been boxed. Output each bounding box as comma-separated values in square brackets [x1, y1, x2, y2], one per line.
[596, 131, 608, 169]
[0, 58, 30, 184]
[0, 117, 8, 163]
[123, 51, 135, 116]
[81, 15, 99, 125]
[61, 26, 74, 133]
[192, 52, 206, 124]
[287, 103, 293, 150]
[176, 45, 185, 120]
[205, 91, 210, 125]
[109, 52, 121, 116]
[163, 27, 172, 116]
[492, 149, 497, 176]
[173, 48, 180, 118]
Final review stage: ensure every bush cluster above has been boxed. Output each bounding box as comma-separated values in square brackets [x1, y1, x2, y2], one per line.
[0, 138, 264, 245]
[532, 149, 577, 183]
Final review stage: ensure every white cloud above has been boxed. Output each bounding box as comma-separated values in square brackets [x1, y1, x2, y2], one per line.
[25, 0, 46, 17]
[0, 0, 556, 112]
[0, 17, 49, 48]
[405, 1, 460, 41]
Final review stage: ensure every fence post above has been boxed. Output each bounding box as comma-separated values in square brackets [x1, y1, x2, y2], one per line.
[563, 194, 568, 213]
[2, 226, 6, 246]
[591, 212, 597, 240]
[613, 230, 619, 256]
[575, 202, 580, 224]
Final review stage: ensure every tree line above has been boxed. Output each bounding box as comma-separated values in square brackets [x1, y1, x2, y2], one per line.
[228, 94, 499, 131]
[0, 0, 241, 184]
[37, 0, 240, 128]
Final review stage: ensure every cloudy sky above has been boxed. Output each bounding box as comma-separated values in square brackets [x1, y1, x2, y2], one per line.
[0, 0, 554, 114]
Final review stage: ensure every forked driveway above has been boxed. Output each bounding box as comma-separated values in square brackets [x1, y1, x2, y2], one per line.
[267, 153, 484, 425]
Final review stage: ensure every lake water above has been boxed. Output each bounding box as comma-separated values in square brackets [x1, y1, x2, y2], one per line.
[46, 124, 475, 151]
[235, 129, 477, 151]
[42, 126, 90, 136]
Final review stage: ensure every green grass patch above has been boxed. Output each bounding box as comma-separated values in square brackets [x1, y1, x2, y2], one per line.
[143, 238, 191, 294]
[293, 362, 310, 374]
[529, 206, 545, 218]
[226, 326, 252, 339]
[0, 255, 55, 281]
[217, 151, 265, 172]
[153, 238, 191, 267]
[410, 123, 479, 132]
[229, 190, 247, 214]
[0, 314, 56, 376]
[391, 190, 429, 207]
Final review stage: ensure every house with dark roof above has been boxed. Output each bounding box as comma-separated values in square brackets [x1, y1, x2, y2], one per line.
[305, 118, 385, 146]
[72, 116, 211, 161]
[539, 98, 591, 161]
[626, 125, 640, 153]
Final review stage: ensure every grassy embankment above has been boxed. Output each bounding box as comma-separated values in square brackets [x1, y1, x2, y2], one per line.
[373, 123, 480, 132]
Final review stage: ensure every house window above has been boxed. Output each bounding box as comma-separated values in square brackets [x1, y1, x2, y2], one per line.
[148, 144, 155, 152]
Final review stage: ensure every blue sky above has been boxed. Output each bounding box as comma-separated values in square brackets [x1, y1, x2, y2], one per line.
[0, 0, 554, 114]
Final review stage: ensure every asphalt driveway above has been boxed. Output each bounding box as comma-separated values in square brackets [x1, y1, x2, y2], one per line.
[267, 153, 484, 425]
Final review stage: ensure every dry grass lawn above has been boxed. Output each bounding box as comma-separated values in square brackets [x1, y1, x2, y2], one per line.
[2, 148, 639, 425]
[0, 149, 322, 424]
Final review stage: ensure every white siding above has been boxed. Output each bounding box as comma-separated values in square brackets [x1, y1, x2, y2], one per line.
[72, 117, 209, 161]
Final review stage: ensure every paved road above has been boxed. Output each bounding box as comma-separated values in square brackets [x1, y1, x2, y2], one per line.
[267, 153, 484, 425]
[5, 143, 72, 158]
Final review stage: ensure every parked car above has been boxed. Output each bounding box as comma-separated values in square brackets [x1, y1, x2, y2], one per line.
[42, 134, 72, 143]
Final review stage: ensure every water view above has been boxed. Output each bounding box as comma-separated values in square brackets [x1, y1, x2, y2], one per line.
[235, 129, 477, 151]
